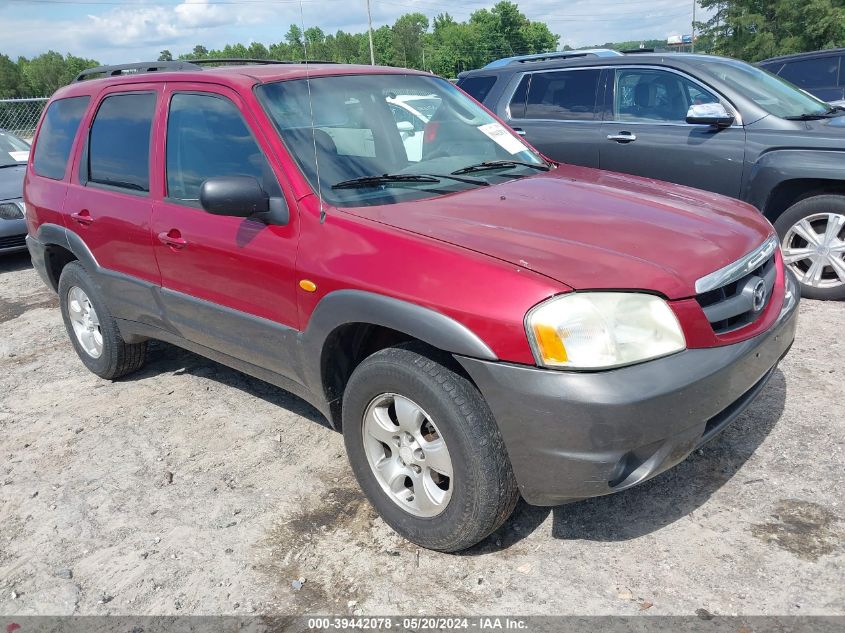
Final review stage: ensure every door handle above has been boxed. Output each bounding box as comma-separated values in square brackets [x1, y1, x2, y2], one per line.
[607, 132, 637, 143]
[512, 127, 527, 136]
[70, 210, 94, 225]
[158, 230, 188, 250]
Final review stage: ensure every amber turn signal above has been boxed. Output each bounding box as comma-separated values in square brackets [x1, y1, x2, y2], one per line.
[299, 279, 317, 292]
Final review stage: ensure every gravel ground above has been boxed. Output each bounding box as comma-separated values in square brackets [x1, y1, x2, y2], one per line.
[0, 251, 843, 617]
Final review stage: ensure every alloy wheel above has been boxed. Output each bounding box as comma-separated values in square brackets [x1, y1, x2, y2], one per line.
[781, 212, 845, 289]
[361, 393, 454, 518]
[67, 286, 103, 358]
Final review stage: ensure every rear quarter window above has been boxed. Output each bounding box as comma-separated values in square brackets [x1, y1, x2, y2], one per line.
[458, 75, 497, 103]
[32, 96, 90, 181]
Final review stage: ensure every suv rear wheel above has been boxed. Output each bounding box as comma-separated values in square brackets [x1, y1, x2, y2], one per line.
[58, 262, 148, 379]
[775, 195, 845, 300]
[342, 343, 519, 552]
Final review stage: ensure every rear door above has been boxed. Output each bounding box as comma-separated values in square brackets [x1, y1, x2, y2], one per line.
[599, 67, 746, 198]
[499, 67, 605, 167]
[64, 86, 160, 285]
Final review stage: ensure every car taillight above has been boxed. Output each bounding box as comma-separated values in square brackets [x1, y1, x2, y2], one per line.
[424, 121, 440, 144]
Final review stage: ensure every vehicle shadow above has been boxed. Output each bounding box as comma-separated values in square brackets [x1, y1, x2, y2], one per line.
[126, 340, 329, 428]
[463, 369, 788, 554]
[0, 251, 33, 274]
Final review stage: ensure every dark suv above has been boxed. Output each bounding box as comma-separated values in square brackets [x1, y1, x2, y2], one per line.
[458, 53, 845, 300]
[24, 60, 797, 552]
[759, 48, 845, 105]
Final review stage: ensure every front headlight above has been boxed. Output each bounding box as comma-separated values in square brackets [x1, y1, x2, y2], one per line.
[525, 292, 686, 370]
[0, 200, 25, 220]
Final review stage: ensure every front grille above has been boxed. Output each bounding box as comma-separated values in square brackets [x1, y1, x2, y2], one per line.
[696, 240, 778, 335]
[0, 234, 26, 250]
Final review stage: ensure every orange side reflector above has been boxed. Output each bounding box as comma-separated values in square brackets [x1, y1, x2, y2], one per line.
[532, 323, 568, 363]
[299, 279, 317, 292]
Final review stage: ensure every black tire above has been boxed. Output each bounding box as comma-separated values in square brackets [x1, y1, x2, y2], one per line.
[58, 261, 147, 379]
[342, 342, 519, 552]
[773, 194, 845, 300]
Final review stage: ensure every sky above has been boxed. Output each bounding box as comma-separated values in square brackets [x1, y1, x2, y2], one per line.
[0, 0, 708, 63]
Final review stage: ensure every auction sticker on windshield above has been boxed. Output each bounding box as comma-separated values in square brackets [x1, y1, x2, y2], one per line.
[9, 151, 29, 162]
[477, 122, 525, 155]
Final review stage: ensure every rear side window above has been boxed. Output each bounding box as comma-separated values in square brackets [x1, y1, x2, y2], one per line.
[519, 69, 602, 121]
[32, 96, 89, 180]
[88, 93, 156, 192]
[166, 93, 280, 202]
[458, 75, 497, 103]
[779, 57, 839, 89]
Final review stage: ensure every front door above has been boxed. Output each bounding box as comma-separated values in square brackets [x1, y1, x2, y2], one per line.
[600, 67, 746, 198]
[150, 84, 300, 377]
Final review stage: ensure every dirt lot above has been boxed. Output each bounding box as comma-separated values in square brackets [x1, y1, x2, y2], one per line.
[0, 251, 843, 617]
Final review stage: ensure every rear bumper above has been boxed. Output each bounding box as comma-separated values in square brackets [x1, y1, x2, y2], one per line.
[456, 272, 799, 506]
[26, 234, 52, 288]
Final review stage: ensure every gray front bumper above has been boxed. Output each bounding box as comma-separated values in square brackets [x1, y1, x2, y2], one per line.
[0, 217, 27, 252]
[456, 273, 800, 506]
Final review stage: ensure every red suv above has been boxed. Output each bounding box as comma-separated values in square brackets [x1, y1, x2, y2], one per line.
[24, 60, 798, 552]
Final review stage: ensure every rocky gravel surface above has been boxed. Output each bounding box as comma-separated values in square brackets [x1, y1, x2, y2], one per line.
[1, 251, 843, 616]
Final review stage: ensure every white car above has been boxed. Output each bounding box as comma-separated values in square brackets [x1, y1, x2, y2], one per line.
[387, 95, 442, 161]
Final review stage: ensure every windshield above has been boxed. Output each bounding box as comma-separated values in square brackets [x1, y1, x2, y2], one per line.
[701, 59, 831, 119]
[0, 130, 30, 168]
[257, 74, 546, 207]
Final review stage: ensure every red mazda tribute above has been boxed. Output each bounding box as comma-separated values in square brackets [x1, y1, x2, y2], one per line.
[24, 61, 798, 552]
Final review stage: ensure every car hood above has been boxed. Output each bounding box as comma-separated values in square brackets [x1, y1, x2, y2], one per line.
[344, 165, 774, 299]
[0, 164, 25, 201]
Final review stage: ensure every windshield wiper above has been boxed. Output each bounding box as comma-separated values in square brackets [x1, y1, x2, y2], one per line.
[784, 111, 837, 121]
[331, 173, 488, 190]
[451, 160, 551, 176]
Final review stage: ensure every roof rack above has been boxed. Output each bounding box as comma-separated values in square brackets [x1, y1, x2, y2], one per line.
[483, 49, 623, 69]
[185, 58, 338, 66]
[74, 58, 338, 82]
[74, 61, 200, 82]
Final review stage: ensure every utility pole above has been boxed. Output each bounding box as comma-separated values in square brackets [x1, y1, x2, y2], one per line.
[366, 0, 375, 65]
[691, 0, 696, 53]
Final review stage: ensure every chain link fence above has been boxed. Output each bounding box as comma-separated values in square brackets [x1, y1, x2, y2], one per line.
[0, 97, 49, 141]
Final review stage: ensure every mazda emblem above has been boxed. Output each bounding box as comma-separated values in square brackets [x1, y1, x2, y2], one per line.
[752, 279, 767, 311]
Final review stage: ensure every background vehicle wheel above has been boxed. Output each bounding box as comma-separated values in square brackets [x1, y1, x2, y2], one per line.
[774, 195, 845, 300]
[342, 343, 519, 552]
[58, 262, 147, 379]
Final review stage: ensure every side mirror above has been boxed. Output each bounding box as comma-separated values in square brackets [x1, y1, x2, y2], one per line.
[686, 103, 735, 128]
[199, 176, 289, 225]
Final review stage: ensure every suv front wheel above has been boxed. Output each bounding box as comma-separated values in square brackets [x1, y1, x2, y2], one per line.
[342, 343, 519, 552]
[775, 195, 845, 300]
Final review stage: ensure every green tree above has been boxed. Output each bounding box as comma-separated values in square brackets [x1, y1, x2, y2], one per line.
[391, 13, 429, 67]
[158, 50, 173, 61]
[191, 45, 209, 59]
[0, 54, 26, 97]
[697, 0, 845, 61]
[18, 51, 99, 95]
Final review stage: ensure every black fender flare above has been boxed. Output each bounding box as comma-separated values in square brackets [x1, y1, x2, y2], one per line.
[32, 223, 99, 290]
[744, 149, 845, 216]
[298, 289, 498, 402]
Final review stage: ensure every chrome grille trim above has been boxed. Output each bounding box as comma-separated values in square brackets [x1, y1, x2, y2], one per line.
[695, 236, 779, 295]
